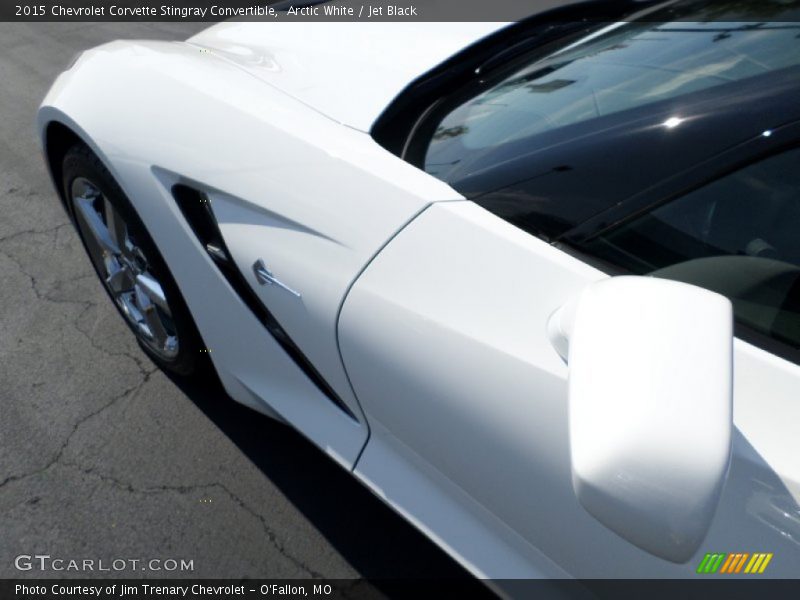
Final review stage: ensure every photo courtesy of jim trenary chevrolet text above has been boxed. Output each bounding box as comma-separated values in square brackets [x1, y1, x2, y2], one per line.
[1, 0, 800, 599]
[15, 584, 323, 597]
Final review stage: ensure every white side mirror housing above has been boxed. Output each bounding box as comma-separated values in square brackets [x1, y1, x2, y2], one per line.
[549, 276, 733, 563]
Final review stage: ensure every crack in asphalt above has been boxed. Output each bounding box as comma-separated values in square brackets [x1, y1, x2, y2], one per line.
[58, 463, 326, 579]
[0, 222, 71, 245]
[0, 229, 91, 312]
[0, 224, 156, 380]
[0, 371, 152, 492]
[72, 300, 158, 380]
[1, 223, 322, 580]
[0, 224, 157, 492]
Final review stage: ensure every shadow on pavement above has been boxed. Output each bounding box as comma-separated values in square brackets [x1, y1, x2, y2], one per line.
[166, 366, 493, 595]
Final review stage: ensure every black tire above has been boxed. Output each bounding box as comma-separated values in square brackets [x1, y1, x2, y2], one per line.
[62, 143, 203, 375]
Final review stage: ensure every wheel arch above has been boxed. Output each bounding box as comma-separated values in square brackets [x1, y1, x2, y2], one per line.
[38, 108, 130, 225]
[41, 118, 90, 217]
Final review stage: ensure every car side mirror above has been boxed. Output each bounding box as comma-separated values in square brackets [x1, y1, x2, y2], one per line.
[548, 276, 733, 563]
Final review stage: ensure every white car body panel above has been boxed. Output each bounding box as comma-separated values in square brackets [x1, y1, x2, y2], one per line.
[341, 201, 800, 577]
[37, 37, 466, 469]
[188, 22, 509, 131]
[36, 20, 800, 581]
[354, 419, 572, 582]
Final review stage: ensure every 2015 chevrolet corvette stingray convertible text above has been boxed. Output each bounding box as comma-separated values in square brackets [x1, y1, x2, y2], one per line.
[37, 0, 800, 582]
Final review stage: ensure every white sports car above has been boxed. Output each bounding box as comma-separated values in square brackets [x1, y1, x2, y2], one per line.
[38, 0, 800, 582]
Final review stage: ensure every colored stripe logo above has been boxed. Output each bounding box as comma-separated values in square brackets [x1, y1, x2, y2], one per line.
[696, 552, 773, 574]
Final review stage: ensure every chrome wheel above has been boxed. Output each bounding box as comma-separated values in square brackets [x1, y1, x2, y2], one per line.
[71, 177, 179, 359]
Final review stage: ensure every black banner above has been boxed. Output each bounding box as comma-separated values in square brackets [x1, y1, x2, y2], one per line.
[4, 579, 800, 600]
[2, 0, 561, 22]
[2, 0, 800, 22]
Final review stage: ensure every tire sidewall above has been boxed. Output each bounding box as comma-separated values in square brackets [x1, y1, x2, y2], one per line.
[62, 144, 201, 375]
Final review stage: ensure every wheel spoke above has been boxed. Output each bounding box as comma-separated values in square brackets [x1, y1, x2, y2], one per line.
[134, 284, 169, 350]
[105, 267, 132, 295]
[135, 272, 171, 315]
[104, 197, 128, 256]
[74, 196, 120, 257]
[143, 305, 170, 351]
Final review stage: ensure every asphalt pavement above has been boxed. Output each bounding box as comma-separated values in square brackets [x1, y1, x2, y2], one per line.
[0, 22, 471, 585]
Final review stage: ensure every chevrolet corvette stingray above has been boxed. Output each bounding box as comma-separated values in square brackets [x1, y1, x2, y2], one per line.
[37, 0, 800, 581]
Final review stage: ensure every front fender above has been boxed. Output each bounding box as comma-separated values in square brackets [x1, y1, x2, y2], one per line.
[38, 38, 462, 468]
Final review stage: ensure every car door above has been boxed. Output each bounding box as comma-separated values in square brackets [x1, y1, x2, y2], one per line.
[340, 199, 608, 578]
[339, 146, 800, 579]
[339, 8, 800, 577]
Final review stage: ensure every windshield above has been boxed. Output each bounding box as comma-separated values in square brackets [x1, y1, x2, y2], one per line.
[423, 2, 800, 181]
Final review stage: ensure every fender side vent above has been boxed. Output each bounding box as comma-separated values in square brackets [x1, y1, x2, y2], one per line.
[172, 185, 230, 266]
[171, 184, 357, 421]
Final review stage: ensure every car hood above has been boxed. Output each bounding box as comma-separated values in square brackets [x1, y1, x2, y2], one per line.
[188, 21, 508, 132]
